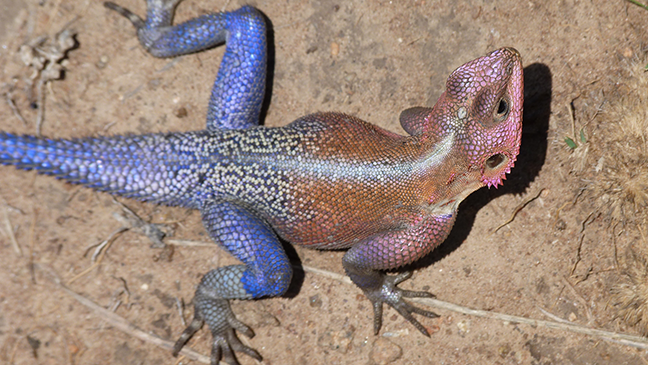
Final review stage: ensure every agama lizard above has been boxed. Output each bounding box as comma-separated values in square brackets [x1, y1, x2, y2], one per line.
[0, 1, 524, 364]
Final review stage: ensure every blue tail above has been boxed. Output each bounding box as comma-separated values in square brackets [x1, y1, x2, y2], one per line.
[0, 132, 202, 207]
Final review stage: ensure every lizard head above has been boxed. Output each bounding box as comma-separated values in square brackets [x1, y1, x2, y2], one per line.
[402, 47, 523, 189]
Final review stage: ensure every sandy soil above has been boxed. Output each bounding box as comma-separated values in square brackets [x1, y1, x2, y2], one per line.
[1, 0, 648, 364]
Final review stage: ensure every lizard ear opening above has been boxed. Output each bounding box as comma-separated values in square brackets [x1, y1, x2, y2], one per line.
[485, 153, 507, 170]
[482, 153, 510, 187]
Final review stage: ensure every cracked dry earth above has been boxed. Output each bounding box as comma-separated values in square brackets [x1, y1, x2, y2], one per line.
[2, 1, 648, 364]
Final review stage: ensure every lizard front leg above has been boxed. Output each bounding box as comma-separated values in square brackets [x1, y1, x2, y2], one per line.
[174, 199, 292, 365]
[342, 213, 456, 335]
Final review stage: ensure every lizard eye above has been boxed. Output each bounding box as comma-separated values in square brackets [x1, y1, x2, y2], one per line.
[493, 97, 509, 123]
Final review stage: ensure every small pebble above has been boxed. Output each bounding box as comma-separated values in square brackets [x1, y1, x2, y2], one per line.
[370, 337, 402, 364]
[174, 106, 188, 118]
[331, 42, 339, 57]
[457, 319, 470, 337]
[309, 294, 322, 308]
[97, 55, 109, 69]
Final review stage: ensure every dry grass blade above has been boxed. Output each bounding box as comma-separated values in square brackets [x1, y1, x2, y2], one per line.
[2, 201, 22, 256]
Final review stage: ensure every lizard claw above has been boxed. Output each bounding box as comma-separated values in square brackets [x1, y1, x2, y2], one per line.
[209, 327, 262, 365]
[173, 297, 262, 365]
[368, 271, 438, 336]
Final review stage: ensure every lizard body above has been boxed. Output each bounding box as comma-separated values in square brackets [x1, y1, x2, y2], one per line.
[0, 2, 523, 364]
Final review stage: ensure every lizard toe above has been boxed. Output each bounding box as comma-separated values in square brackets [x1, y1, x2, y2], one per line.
[392, 301, 434, 337]
[226, 312, 255, 339]
[401, 288, 435, 299]
[211, 327, 262, 365]
[103, 2, 145, 28]
[367, 272, 437, 336]
[172, 315, 204, 357]
[173, 292, 261, 364]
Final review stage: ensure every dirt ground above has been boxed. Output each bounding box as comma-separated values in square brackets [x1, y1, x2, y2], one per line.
[2, 0, 648, 364]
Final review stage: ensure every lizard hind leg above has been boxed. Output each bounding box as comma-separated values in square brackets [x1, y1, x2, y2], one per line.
[173, 200, 292, 364]
[173, 267, 262, 365]
[105, 1, 267, 131]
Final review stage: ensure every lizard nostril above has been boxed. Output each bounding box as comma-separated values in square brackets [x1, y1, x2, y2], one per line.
[486, 153, 507, 170]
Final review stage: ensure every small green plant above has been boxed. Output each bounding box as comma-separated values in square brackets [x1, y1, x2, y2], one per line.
[565, 128, 587, 150]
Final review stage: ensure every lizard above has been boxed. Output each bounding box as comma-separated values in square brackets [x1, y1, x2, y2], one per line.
[0, 1, 524, 364]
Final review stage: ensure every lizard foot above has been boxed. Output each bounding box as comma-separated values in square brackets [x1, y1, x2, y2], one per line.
[367, 271, 438, 336]
[173, 297, 261, 365]
[104, 0, 182, 29]
[104, 2, 144, 28]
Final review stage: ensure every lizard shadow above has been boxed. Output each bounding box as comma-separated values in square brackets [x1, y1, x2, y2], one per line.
[406, 62, 553, 271]
[283, 241, 306, 298]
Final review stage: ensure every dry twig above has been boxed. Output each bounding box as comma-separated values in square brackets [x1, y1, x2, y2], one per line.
[570, 211, 596, 276]
[494, 189, 544, 232]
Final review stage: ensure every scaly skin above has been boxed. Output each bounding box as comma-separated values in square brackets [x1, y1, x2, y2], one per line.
[0, 2, 523, 364]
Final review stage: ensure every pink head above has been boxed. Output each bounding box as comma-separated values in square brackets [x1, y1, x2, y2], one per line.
[401, 48, 524, 189]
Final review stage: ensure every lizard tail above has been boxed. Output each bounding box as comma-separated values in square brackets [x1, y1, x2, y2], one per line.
[0, 132, 198, 207]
